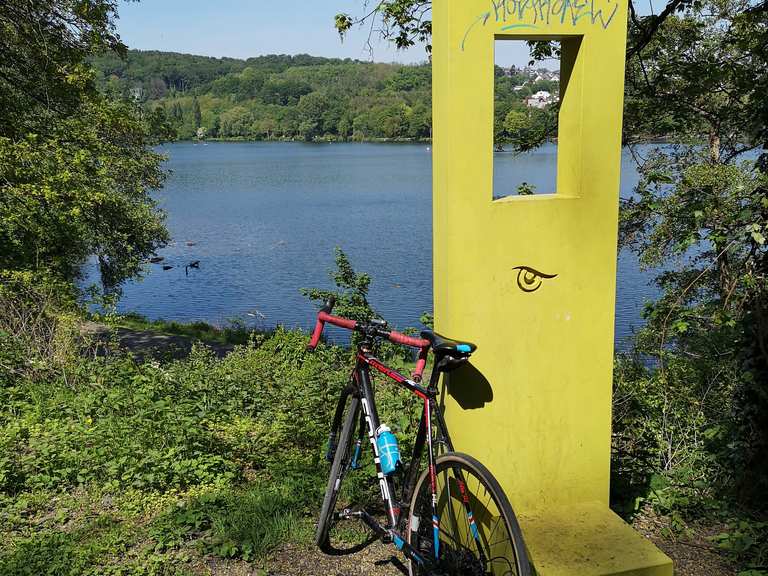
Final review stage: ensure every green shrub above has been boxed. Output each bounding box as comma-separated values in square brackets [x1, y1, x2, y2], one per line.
[0, 327, 354, 495]
[0, 272, 80, 381]
[711, 520, 768, 573]
[611, 351, 739, 516]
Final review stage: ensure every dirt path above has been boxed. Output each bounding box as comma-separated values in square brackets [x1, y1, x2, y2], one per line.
[634, 512, 737, 576]
[256, 512, 738, 576]
[80, 321, 235, 359]
[266, 542, 404, 576]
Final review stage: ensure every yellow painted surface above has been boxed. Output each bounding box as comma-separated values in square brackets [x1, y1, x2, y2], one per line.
[519, 502, 673, 576]
[432, 0, 672, 573]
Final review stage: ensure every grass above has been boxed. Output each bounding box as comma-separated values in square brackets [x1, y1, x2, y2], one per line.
[0, 326, 353, 574]
[0, 481, 315, 575]
[2, 311, 763, 575]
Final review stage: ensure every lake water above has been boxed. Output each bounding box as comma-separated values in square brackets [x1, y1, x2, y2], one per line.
[84, 141, 656, 348]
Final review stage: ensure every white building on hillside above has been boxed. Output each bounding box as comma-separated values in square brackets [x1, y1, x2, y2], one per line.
[525, 90, 555, 109]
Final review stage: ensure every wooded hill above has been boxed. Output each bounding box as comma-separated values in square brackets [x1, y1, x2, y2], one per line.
[91, 50, 558, 141]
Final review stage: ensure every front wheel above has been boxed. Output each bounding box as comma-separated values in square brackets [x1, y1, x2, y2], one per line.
[407, 452, 531, 576]
[315, 394, 361, 552]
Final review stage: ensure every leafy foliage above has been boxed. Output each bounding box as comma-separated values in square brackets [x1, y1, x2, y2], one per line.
[619, 0, 768, 510]
[91, 51, 434, 142]
[0, 100, 168, 290]
[0, 324, 352, 571]
[301, 247, 376, 323]
[335, 1, 432, 52]
[0, 0, 124, 138]
[608, 3, 768, 571]
[502, 107, 557, 153]
[0, 2, 170, 294]
[0, 328, 352, 495]
[0, 275, 428, 573]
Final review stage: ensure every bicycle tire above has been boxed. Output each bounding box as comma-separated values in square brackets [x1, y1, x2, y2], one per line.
[407, 452, 531, 576]
[315, 394, 360, 550]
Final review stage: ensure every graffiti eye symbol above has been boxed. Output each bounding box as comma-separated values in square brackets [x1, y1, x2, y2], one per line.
[512, 266, 558, 293]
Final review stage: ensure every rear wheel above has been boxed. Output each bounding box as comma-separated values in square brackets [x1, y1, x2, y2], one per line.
[407, 452, 531, 576]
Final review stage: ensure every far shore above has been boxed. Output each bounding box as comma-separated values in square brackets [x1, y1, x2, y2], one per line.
[169, 136, 679, 147]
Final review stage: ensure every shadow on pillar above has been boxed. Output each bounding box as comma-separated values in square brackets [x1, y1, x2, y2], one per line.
[445, 362, 494, 409]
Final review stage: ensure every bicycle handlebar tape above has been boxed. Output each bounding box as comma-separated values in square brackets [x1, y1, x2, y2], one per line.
[321, 296, 336, 314]
[388, 330, 430, 349]
[307, 297, 338, 351]
[413, 346, 429, 382]
[307, 316, 325, 351]
[321, 312, 357, 331]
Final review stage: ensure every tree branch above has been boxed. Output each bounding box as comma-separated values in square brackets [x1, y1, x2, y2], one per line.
[627, 0, 690, 58]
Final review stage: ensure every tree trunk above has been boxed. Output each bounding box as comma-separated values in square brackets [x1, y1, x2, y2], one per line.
[709, 132, 721, 163]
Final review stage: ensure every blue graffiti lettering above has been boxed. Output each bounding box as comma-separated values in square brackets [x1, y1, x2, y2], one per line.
[460, 0, 620, 50]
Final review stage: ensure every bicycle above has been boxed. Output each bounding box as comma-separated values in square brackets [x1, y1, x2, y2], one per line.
[307, 297, 531, 576]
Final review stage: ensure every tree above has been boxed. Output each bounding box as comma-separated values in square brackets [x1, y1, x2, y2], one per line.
[302, 247, 376, 323]
[407, 102, 431, 139]
[256, 116, 278, 140]
[619, 0, 768, 506]
[502, 107, 556, 152]
[0, 99, 169, 291]
[219, 106, 253, 138]
[297, 92, 332, 139]
[0, 1, 169, 294]
[260, 78, 312, 106]
[0, 0, 123, 138]
[335, 1, 432, 53]
[148, 76, 167, 99]
[373, 102, 408, 139]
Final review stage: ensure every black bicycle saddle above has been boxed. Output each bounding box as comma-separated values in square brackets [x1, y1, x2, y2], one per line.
[420, 330, 477, 356]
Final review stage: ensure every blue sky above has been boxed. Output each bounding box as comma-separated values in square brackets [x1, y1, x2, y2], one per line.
[115, 1, 533, 66]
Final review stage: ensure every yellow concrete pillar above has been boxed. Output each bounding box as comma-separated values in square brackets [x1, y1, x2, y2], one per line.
[432, 1, 672, 574]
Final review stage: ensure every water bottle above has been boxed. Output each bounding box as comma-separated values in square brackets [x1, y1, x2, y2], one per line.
[376, 425, 401, 476]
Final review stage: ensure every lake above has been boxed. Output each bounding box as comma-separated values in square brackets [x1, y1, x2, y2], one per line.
[84, 141, 656, 347]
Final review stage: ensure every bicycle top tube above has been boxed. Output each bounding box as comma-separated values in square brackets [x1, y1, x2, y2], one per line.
[306, 297, 431, 381]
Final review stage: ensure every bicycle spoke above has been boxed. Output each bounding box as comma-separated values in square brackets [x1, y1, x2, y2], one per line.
[411, 457, 527, 575]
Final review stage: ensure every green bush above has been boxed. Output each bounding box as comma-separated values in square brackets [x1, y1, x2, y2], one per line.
[0, 272, 80, 381]
[0, 328, 352, 495]
[611, 347, 741, 513]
